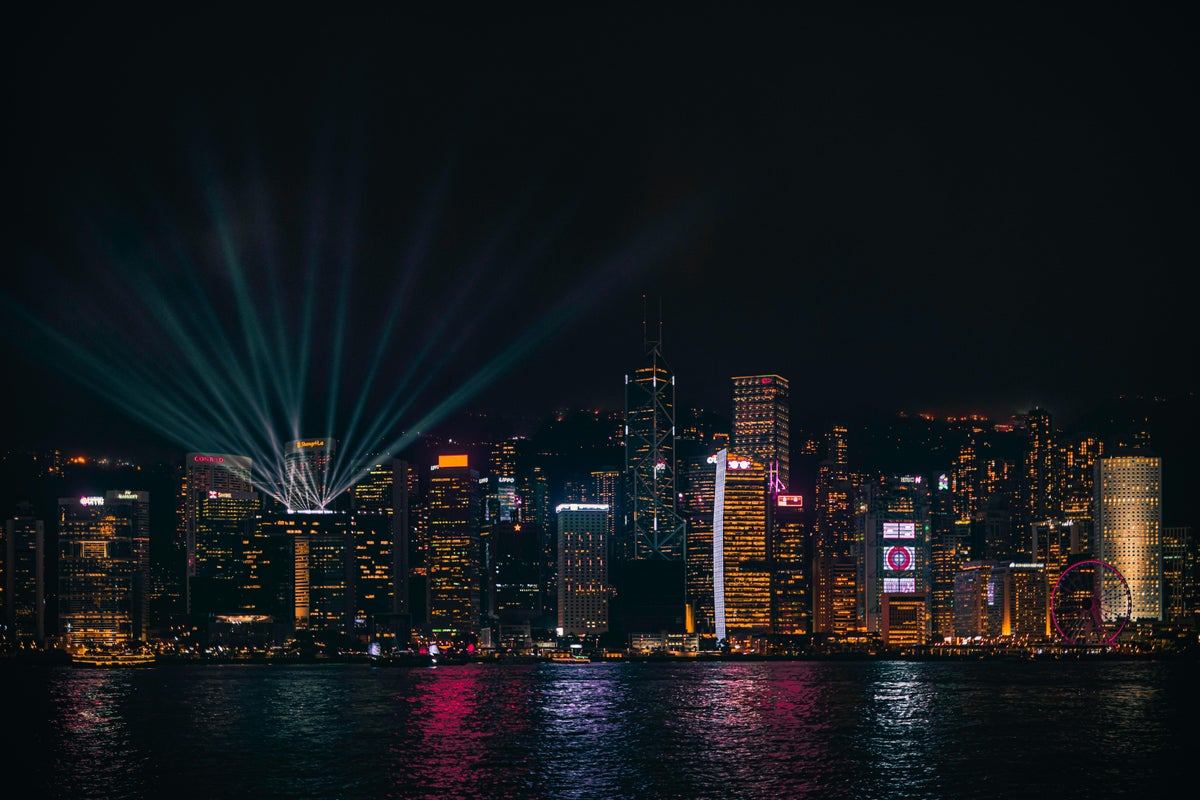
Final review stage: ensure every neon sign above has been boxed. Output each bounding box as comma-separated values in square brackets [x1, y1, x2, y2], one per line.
[80, 496, 104, 506]
[727, 459, 751, 470]
[193, 455, 224, 463]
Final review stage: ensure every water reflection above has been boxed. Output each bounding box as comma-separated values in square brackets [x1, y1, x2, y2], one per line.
[8, 660, 1190, 800]
[51, 669, 146, 800]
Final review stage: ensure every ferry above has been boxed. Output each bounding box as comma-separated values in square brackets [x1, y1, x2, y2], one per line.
[70, 650, 157, 668]
[546, 651, 591, 664]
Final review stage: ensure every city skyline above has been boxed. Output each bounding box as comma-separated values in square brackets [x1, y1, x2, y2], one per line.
[4, 8, 1197, 466]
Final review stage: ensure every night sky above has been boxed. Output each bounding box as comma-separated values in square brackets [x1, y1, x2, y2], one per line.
[4, 7, 1198, 460]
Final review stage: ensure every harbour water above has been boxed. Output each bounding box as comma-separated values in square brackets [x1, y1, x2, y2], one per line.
[3, 659, 1192, 799]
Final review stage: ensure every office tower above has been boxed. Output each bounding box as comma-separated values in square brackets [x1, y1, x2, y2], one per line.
[813, 426, 861, 636]
[952, 560, 1047, 640]
[679, 451, 718, 637]
[771, 493, 809, 635]
[992, 562, 1049, 639]
[613, 308, 687, 638]
[57, 494, 138, 651]
[427, 453, 482, 646]
[392, 460, 415, 645]
[712, 450, 771, 643]
[591, 467, 620, 560]
[349, 511, 398, 643]
[4, 513, 45, 645]
[1062, 432, 1102, 554]
[1095, 454, 1163, 621]
[249, 512, 354, 636]
[731, 374, 790, 491]
[929, 473, 968, 640]
[350, 458, 394, 513]
[972, 498, 1018, 562]
[1031, 518, 1080, 595]
[1023, 406, 1062, 528]
[182, 452, 255, 616]
[952, 562, 993, 639]
[478, 473, 522, 644]
[1162, 526, 1196, 626]
[105, 490, 151, 641]
[283, 438, 337, 511]
[491, 519, 542, 647]
[857, 474, 932, 645]
[623, 313, 684, 561]
[190, 486, 260, 619]
[556, 503, 609, 636]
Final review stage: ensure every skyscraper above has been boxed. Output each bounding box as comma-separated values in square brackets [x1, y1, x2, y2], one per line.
[813, 426, 861, 636]
[857, 474, 932, 645]
[1095, 453, 1163, 621]
[679, 450, 718, 638]
[4, 512, 45, 646]
[712, 450, 771, 643]
[613, 305, 687, 638]
[106, 490, 151, 641]
[58, 494, 138, 652]
[731, 374, 790, 491]
[623, 312, 684, 561]
[283, 438, 338, 511]
[427, 453, 482, 647]
[556, 503, 609, 636]
[1023, 406, 1061, 528]
[771, 492, 809, 636]
[182, 453, 257, 617]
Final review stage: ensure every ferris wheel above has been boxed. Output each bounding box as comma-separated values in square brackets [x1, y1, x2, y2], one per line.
[1050, 559, 1133, 646]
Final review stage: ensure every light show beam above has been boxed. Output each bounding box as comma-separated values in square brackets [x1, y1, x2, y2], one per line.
[4, 141, 709, 510]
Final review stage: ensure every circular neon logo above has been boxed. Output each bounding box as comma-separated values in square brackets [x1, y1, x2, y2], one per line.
[886, 546, 912, 570]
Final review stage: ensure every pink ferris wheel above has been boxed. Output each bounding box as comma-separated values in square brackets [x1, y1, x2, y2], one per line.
[1050, 559, 1133, 646]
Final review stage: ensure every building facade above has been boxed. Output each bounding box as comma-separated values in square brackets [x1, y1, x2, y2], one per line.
[1095, 454, 1163, 621]
[730, 374, 790, 491]
[556, 503, 609, 636]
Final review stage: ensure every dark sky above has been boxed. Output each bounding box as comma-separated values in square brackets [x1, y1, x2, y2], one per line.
[4, 6, 1198, 460]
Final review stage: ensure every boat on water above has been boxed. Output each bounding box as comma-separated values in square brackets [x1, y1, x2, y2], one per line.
[546, 652, 591, 664]
[70, 650, 157, 668]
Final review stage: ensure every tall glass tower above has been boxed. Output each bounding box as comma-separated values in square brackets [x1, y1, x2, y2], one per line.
[623, 311, 684, 560]
[731, 374, 790, 492]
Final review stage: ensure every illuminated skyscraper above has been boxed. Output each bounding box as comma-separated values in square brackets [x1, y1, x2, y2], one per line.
[556, 503, 609, 636]
[1023, 406, 1061, 527]
[623, 313, 684, 561]
[249, 511, 354, 635]
[591, 467, 620, 559]
[1062, 432, 1103, 554]
[952, 560, 1047, 640]
[427, 454, 482, 646]
[771, 493, 809, 635]
[857, 474, 932, 645]
[613, 306, 687, 638]
[283, 438, 338, 511]
[57, 494, 138, 651]
[1162, 526, 1197, 626]
[813, 426, 860, 636]
[106, 490, 151, 641]
[4, 512, 45, 646]
[731, 374, 790, 491]
[1095, 453, 1162, 621]
[679, 451, 718, 637]
[930, 473, 968, 640]
[712, 450, 771, 642]
[182, 452, 257, 617]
